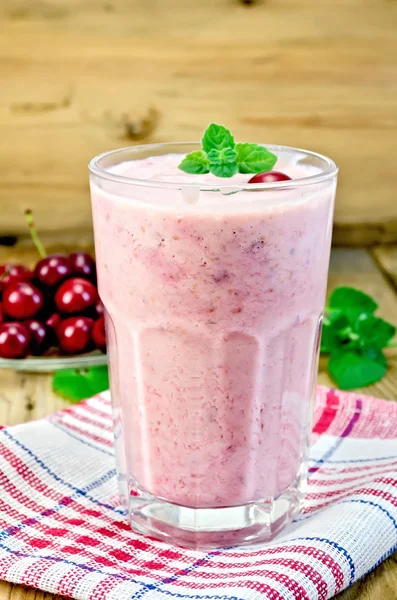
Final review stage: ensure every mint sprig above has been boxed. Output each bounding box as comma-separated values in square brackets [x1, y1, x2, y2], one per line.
[179, 123, 277, 177]
[321, 286, 396, 390]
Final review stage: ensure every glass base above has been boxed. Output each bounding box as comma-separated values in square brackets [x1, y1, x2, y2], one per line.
[127, 482, 303, 549]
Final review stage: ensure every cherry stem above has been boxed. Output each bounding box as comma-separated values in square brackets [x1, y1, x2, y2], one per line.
[25, 209, 47, 259]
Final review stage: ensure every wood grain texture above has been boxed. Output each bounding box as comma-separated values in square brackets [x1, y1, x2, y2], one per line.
[1, 0, 397, 244]
[0, 243, 396, 598]
[373, 245, 397, 289]
[0, 581, 63, 600]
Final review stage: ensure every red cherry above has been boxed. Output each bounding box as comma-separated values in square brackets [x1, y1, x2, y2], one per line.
[55, 277, 98, 314]
[0, 322, 31, 358]
[3, 281, 44, 320]
[0, 303, 4, 325]
[24, 319, 51, 355]
[45, 312, 62, 347]
[92, 316, 106, 352]
[34, 254, 72, 287]
[1, 265, 32, 302]
[69, 252, 96, 280]
[94, 299, 104, 317]
[46, 312, 61, 332]
[1, 264, 33, 290]
[248, 171, 292, 184]
[57, 316, 94, 354]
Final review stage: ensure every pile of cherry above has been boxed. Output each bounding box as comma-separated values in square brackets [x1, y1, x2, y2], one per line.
[0, 252, 106, 359]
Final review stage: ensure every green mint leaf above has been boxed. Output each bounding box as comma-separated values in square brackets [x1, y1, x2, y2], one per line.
[320, 310, 350, 353]
[235, 143, 277, 174]
[356, 314, 396, 349]
[209, 162, 239, 178]
[202, 123, 235, 153]
[52, 365, 109, 403]
[178, 151, 210, 174]
[329, 287, 378, 323]
[328, 349, 386, 390]
[207, 146, 238, 177]
[207, 147, 237, 165]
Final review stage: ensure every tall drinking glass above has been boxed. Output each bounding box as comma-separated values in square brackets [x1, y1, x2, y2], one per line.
[89, 143, 338, 548]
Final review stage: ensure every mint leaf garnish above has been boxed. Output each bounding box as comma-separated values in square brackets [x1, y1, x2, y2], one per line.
[209, 162, 239, 178]
[235, 143, 277, 174]
[207, 147, 238, 177]
[52, 365, 109, 403]
[178, 123, 278, 177]
[321, 286, 396, 390]
[207, 147, 237, 165]
[178, 151, 210, 175]
[202, 123, 235, 153]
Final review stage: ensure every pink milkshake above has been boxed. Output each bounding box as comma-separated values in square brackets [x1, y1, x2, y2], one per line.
[89, 143, 337, 548]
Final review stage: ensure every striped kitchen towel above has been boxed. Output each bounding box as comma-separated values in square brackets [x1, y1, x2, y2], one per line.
[0, 386, 396, 600]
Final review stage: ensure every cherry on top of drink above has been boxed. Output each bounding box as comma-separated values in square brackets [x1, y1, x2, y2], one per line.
[0, 210, 106, 360]
[248, 171, 292, 184]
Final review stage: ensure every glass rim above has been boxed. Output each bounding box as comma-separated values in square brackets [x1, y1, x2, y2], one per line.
[88, 142, 338, 190]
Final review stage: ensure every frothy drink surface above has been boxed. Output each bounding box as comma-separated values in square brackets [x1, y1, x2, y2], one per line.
[91, 153, 335, 508]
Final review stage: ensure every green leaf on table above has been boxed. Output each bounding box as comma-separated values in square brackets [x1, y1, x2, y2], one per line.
[356, 314, 396, 349]
[361, 346, 387, 366]
[320, 309, 350, 353]
[329, 287, 378, 323]
[52, 365, 109, 403]
[178, 151, 210, 175]
[328, 349, 387, 390]
[202, 123, 235, 153]
[235, 143, 277, 174]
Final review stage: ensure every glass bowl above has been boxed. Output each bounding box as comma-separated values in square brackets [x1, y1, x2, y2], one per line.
[0, 352, 108, 373]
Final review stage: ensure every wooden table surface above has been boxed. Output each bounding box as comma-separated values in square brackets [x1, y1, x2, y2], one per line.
[1, 240, 397, 599]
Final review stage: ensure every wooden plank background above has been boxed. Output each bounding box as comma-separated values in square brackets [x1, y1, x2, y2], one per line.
[1, 0, 397, 244]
